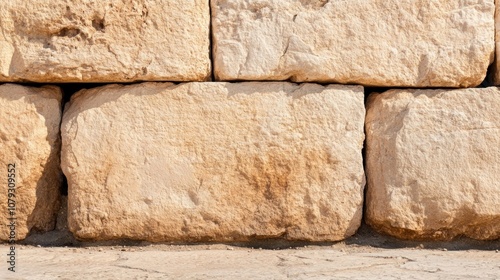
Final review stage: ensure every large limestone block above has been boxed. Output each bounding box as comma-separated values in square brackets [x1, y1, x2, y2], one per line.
[61, 82, 366, 242]
[366, 88, 500, 240]
[212, 0, 494, 87]
[0, 1, 210, 82]
[0, 84, 62, 241]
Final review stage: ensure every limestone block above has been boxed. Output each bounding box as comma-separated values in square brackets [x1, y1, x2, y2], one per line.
[366, 87, 500, 240]
[61, 82, 365, 242]
[0, 0, 210, 82]
[212, 0, 494, 87]
[0, 84, 62, 241]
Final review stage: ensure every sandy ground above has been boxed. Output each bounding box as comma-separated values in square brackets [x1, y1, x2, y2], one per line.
[0, 245, 499, 280]
[0, 243, 499, 279]
[1, 223, 499, 280]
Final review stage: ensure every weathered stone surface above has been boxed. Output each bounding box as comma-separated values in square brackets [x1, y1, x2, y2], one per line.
[366, 87, 500, 240]
[0, 84, 62, 241]
[212, 0, 494, 87]
[61, 82, 365, 242]
[0, 1, 210, 82]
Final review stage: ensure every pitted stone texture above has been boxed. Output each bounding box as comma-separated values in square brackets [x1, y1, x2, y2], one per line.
[366, 88, 500, 240]
[212, 0, 494, 87]
[61, 82, 365, 242]
[0, 1, 210, 82]
[0, 84, 62, 241]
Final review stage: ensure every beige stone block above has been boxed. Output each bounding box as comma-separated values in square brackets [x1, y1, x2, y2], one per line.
[62, 82, 365, 242]
[366, 87, 500, 240]
[0, 0, 211, 82]
[212, 0, 494, 87]
[0, 84, 62, 241]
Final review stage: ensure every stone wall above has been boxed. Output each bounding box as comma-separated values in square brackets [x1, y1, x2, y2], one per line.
[0, 0, 499, 243]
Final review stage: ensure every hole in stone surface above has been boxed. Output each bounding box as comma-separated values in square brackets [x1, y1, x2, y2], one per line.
[92, 18, 105, 31]
[58, 27, 81, 38]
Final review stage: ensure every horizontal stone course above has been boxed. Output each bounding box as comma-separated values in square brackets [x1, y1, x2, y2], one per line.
[0, 84, 62, 241]
[0, 0, 211, 82]
[61, 82, 366, 242]
[212, 0, 494, 87]
[366, 87, 500, 240]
